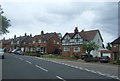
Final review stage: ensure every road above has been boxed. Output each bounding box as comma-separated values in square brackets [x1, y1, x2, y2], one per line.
[2, 54, 119, 81]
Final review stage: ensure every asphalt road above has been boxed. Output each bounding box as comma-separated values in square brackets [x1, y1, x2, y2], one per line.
[2, 54, 119, 81]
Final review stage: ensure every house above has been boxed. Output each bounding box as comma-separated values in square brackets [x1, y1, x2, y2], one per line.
[11, 33, 32, 52]
[61, 27, 103, 57]
[111, 37, 120, 60]
[32, 31, 61, 54]
[1, 38, 12, 49]
[10, 31, 61, 55]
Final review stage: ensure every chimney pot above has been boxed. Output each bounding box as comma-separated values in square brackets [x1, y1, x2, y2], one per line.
[41, 30, 44, 35]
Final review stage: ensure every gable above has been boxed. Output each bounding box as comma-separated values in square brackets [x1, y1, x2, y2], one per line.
[73, 33, 81, 39]
[92, 32, 103, 47]
[64, 35, 71, 40]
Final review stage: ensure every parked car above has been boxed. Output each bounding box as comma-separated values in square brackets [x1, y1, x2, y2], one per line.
[36, 51, 43, 57]
[100, 56, 110, 63]
[12, 49, 24, 55]
[81, 53, 93, 60]
[0, 48, 4, 59]
[8, 49, 13, 53]
[12, 49, 21, 53]
[15, 50, 24, 55]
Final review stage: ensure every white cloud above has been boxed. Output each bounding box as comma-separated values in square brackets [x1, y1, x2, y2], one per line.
[1, 2, 118, 45]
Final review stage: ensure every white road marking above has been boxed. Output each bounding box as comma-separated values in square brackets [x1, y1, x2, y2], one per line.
[56, 76, 66, 81]
[26, 60, 32, 64]
[35, 57, 120, 80]
[35, 65, 48, 72]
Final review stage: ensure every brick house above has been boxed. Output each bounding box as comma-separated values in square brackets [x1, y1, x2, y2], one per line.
[111, 37, 120, 60]
[10, 31, 61, 55]
[1, 38, 12, 49]
[32, 31, 61, 54]
[11, 33, 32, 52]
[61, 27, 103, 57]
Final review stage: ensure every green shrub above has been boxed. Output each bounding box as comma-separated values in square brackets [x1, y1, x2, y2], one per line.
[72, 53, 80, 59]
[110, 60, 120, 65]
[92, 57, 100, 62]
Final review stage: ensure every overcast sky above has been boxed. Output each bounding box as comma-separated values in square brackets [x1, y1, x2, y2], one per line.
[0, 1, 118, 45]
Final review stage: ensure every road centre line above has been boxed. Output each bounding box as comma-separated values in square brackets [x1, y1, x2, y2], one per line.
[26, 60, 32, 64]
[56, 76, 66, 81]
[35, 65, 48, 72]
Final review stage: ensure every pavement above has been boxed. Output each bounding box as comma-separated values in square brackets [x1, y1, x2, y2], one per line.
[2, 54, 120, 81]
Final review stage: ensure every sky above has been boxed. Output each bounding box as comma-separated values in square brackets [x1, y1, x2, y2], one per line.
[0, 0, 119, 45]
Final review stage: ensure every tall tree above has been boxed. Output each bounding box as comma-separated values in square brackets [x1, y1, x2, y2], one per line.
[0, 5, 11, 35]
[83, 41, 99, 54]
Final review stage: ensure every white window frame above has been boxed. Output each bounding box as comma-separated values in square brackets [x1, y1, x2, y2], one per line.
[64, 47, 70, 52]
[57, 42, 59, 44]
[39, 40, 41, 43]
[74, 47, 80, 52]
[44, 41, 46, 43]
[33, 41, 35, 44]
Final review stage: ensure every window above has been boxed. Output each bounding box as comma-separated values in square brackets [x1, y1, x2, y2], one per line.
[74, 47, 80, 52]
[98, 39, 100, 44]
[17, 41, 19, 44]
[57, 42, 59, 44]
[44, 41, 46, 43]
[11, 41, 13, 45]
[39, 40, 41, 43]
[64, 47, 70, 51]
[33, 41, 35, 44]
[53, 40, 57, 44]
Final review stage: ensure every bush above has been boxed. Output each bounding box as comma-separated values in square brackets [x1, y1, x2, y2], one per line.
[110, 60, 120, 65]
[92, 57, 100, 62]
[84, 57, 93, 62]
[72, 53, 80, 59]
[84, 56, 100, 62]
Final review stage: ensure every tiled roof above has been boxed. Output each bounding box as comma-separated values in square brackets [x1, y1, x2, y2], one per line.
[79, 30, 99, 41]
[62, 30, 103, 41]
[34, 33, 55, 41]
[111, 37, 120, 44]
[13, 36, 30, 43]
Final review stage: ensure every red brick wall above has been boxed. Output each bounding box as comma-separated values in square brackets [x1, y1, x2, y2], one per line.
[47, 34, 61, 54]
[62, 45, 85, 56]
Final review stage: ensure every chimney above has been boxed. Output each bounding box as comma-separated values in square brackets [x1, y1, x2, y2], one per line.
[41, 30, 44, 35]
[25, 33, 27, 36]
[30, 34, 32, 37]
[81, 29, 84, 32]
[14, 35, 16, 39]
[3, 37, 5, 40]
[74, 27, 79, 33]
